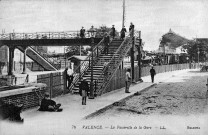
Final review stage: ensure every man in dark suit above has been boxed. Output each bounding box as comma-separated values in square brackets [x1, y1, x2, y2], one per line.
[111, 25, 116, 39]
[150, 66, 156, 83]
[80, 26, 85, 38]
[39, 93, 62, 112]
[129, 22, 134, 37]
[120, 26, 127, 39]
[79, 78, 89, 105]
[104, 33, 110, 55]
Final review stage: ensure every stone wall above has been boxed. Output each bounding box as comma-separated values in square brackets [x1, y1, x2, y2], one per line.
[0, 86, 46, 110]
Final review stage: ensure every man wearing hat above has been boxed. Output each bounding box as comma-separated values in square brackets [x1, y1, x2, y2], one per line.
[79, 77, 89, 105]
[80, 26, 85, 38]
[104, 32, 110, 55]
[111, 25, 116, 39]
[120, 26, 127, 40]
[129, 22, 134, 37]
[150, 66, 156, 83]
[65, 67, 74, 89]
[39, 93, 62, 112]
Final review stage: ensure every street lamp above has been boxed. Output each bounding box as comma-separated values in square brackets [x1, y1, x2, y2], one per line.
[197, 48, 200, 64]
[135, 31, 143, 82]
[88, 25, 96, 99]
[64, 46, 66, 68]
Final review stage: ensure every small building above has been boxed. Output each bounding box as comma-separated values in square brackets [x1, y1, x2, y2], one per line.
[157, 29, 190, 64]
[68, 55, 88, 72]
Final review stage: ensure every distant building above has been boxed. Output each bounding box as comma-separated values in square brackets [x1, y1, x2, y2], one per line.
[158, 29, 189, 54]
[68, 55, 87, 72]
[33, 46, 48, 54]
[155, 29, 190, 64]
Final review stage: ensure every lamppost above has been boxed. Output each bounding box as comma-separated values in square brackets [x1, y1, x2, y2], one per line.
[88, 26, 96, 99]
[64, 46, 67, 68]
[135, 31, 143, 82]
[163, 43, 166, 65]
[197, 48, 200, 64]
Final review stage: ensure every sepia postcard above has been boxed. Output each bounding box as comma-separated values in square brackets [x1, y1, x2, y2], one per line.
[0, 0, 208, 135]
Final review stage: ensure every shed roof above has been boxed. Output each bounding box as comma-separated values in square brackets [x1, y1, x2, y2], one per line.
[68, 55, 88, 61]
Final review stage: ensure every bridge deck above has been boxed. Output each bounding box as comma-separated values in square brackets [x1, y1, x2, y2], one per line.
[0, 31, 103, 46]
[0, 38, 102, 47]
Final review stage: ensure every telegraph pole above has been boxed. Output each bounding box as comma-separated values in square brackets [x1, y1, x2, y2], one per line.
[122, 0, 125, 28]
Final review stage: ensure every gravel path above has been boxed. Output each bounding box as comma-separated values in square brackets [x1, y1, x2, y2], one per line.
[91, 70, 208, 118]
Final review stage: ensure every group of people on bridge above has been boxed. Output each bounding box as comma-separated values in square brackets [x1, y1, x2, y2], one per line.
[79, 22, 134, 39]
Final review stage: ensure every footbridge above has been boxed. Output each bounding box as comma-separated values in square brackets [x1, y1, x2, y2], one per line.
[0, 31, 102, 74]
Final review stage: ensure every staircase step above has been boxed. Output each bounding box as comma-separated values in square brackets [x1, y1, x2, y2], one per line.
[70, 38, 130, 95]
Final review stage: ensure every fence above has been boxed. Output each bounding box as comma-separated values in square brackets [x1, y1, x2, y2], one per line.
[0, 63, 200, 111]
[102, 63, 199, 95]
[37, 71, 66, 98]
[32, 63, 199, 98]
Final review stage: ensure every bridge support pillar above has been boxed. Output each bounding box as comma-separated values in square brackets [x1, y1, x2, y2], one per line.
[137, 31, 143, 82]
[22, 46, 28, 74]
[8, 46, 15, 76]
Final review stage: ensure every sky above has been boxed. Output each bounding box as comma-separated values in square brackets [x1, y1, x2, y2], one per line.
[0, 0, 208, 51]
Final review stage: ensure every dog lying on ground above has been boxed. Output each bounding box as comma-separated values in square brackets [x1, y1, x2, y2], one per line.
[0, 100, 24, 122]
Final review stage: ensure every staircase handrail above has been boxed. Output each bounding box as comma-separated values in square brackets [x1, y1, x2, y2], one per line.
[30, 46, 60, 69]
[67, 32, 111, 93]
[34, 47, 61, 65]
[0, 31, 107, 40]
[95, 30, 133, 95]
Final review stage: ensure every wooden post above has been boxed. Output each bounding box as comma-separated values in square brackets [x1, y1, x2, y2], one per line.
[22, 46, 27, 74]
[206, 78, 208, 92]
[63, 70, 67, 94]
[8, 46, 15, 75]
[50, 73, 53, 99]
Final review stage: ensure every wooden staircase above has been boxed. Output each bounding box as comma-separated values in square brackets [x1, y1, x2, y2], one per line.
[72, 39, 123, 93]
[67, 30, 140, 96]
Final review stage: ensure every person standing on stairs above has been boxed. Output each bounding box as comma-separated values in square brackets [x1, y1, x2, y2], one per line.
[104, 32, 110, 55]
[125, 68, 131, 93]
[111, 25, 116, 39]
[129, 22, 134, 37]
[120, 26, 127, 40]
[79, 78, 89, 105]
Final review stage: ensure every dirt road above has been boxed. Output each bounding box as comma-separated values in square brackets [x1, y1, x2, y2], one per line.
[87, 70, 208, 135]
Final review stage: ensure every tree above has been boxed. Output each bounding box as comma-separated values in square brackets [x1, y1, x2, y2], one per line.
[182, 40, 208, 62]
[66, 46, 88, 57]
